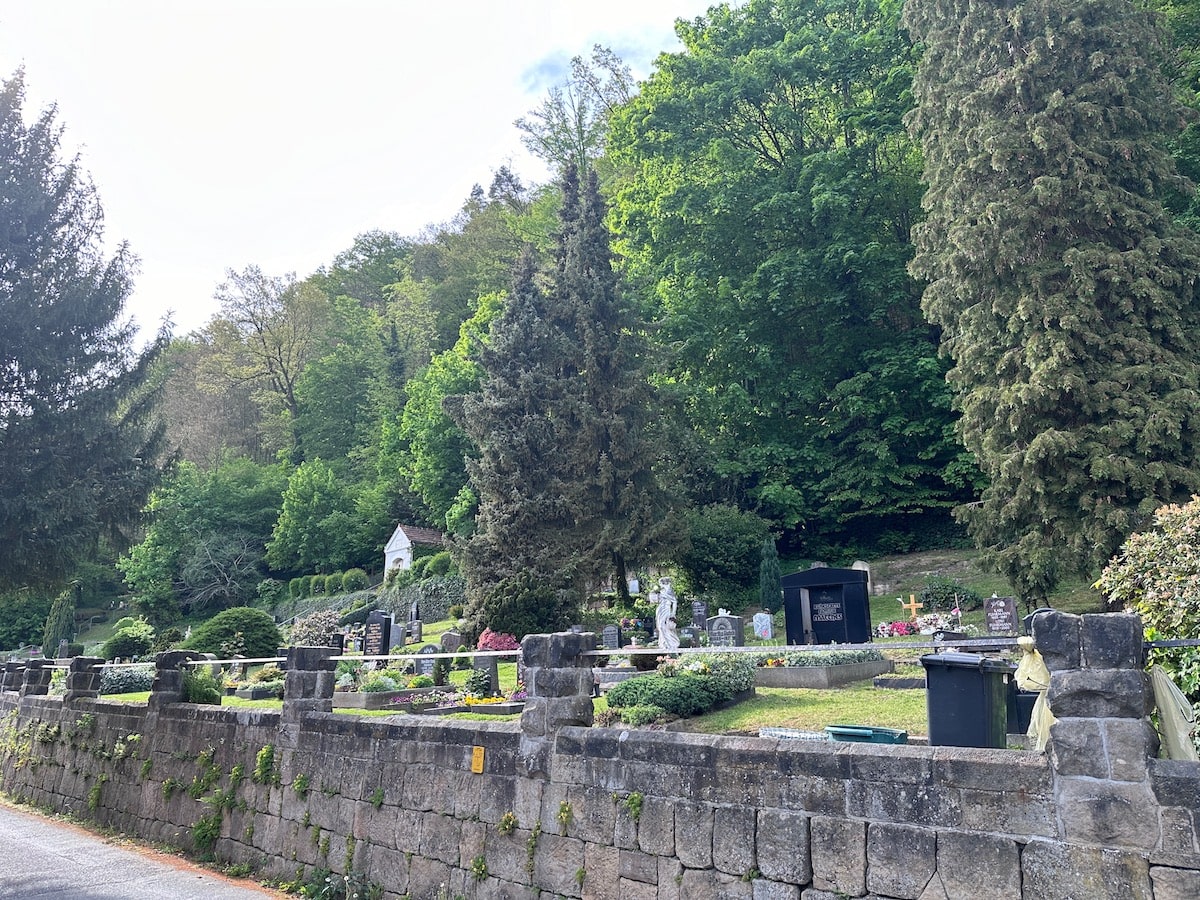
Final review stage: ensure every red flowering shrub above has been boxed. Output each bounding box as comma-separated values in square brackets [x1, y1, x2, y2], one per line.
[476, 628, 520, 651]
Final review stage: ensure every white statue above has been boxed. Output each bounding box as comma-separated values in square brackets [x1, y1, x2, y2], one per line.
[656, 577, 679, 652]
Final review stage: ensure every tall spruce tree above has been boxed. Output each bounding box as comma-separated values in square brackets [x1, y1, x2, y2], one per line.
[0, 72, 167, 592]
[457, 168, 680, 637]
[904, 0, 1200, 601]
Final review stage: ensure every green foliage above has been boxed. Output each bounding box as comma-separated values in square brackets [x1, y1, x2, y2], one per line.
[608, 1, 970, 545]
[759, 538, 781, 613]
[463, 668, 494, 698]
[383, 575, 465, 627]
[119, 458, 289, 621]
[182, 668, 223, 705]
[459, 173, 681, 637]
[497, 811, 518, 835]
[605, 673, 718, 717]
[100, 618, 155, 661]
[289, 577, 304, 599]
[99, 664, 155, 695]
[0, 590, 52, 650]
[341, 568, 369, 592]
[191, 811, 222, 855]
[299, 575, 314, 598]
[674, 505, 771, 594]
[905, 0, 1200, 601]
[290, 610, 341, 647]
[252, 745, 278, 785]
[42, 586, 77, 656]
[0, 73, 168, 594]
[619, 705, 668, 727]
[267, 458, 360, 573]
[182, 606, 282, 658]
[323, 573, 342, 594]
[1096, 498, 1200, 698]
[918, 576, 984, 612]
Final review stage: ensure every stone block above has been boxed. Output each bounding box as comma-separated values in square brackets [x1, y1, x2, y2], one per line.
[531, 667, 593, 699]
[544, 695, 595, 730]
[866, 822, 936, 900]
[1082, 613, 1144, 669]
[583, 843, 620, 900]
[418, 811, 463, 865]
[636, 796, 674, 856]
[1020, 840, 1151, 900]
[935, 831, 1020, 900]
[1055, 777, 1160, 849]
[714, 805, 757, 876]
[674, 801, 714, 868]
[753, 880, 801, 900]
[1159, 806, 1198, 854]
[618, 849, 659, 884]
[1047, 669, 1150, 718]
[1031, 610, 1081, 671]
[811, 816, 865, 896]
[756, 809, 811, 885]
[1049, 717, 1157, 781]
[679, 868, 753, 899]
[1151, 865, 1200, 900]
[532, 832, 585, 894]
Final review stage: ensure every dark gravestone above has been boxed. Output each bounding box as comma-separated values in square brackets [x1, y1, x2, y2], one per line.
[985, 596, 1019, 635]
[780, 567, 872, 645]
[707, 615, 744, 648]
[409, 620, 423, 643]
[691, 600, 709, 629]
[601, 625, 623, 650]
[327, 633, 345, 654]
[363, 611, 392, 658]
[680, 626, 705, 648]
[473, 654, 500, 696]
[440, 631, 463, 653]
[415, 644, 438, 678]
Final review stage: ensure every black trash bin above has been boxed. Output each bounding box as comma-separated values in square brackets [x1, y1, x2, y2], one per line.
[920, 652, 1014, 748]
[1007, 681, 1038, 734]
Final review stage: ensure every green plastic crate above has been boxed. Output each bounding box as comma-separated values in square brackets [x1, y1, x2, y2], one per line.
[825, 725, 908, 744]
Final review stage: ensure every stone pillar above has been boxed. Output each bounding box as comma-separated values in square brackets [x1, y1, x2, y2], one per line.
[63, 656, 105, 703]
[519, 632, 596, 777]
[1, 661, 26, 692]
[19, 660, 54, 697]
[280, 646, 337, 725]
[1033, 610, 1160, 851]
[148, 650, 206, 708]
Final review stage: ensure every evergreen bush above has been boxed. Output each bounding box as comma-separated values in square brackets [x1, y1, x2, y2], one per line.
[298, 575, 314, 598]
[99, 664, 155, 695]
[100, 619, 155, 660]
[289, 577, 303, 600]
[341, 568, 369, 592]
[323, 573, 342, 595]
[183, 607, 281, 659]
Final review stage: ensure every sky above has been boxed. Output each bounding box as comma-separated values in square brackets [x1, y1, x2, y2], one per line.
[0, 1, 718, 338]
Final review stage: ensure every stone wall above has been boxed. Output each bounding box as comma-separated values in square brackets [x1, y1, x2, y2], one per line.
[0, 613, 1196, 900]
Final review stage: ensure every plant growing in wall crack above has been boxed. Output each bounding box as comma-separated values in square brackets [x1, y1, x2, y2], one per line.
[293, 773, 311, 798]
[470, 855, 488, 881]
[557, 800, 573, 830]
[497, 811, 517, 835]
[526, 822, 541, 876]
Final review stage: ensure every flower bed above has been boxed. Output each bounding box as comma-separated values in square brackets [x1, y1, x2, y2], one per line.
[754, 658, 893, 688]
[332, 685, 439, 710]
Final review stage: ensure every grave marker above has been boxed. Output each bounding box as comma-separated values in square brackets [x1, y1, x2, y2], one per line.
[985, 595, 1018, 635]
[363, 611, 392, 658]
[691, 600, 709, 628]
[415, 644, 438, 677]
[707, 614, 744, 648]
[601, 624, 623, 650]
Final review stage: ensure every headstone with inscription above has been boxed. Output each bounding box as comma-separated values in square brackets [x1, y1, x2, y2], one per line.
[984, 595, 1018, 635]
[691, 600, 709, 628]
[680, 626, 705, 648]
[601, 624, 623, 650]
[440, 631, 463, 653]
[363, 610, 393, 658]
[473, 654, 500, 696]
[415, 644, 438, 677]
[707, 614, 745, 648]
[780, 567, 872, 645]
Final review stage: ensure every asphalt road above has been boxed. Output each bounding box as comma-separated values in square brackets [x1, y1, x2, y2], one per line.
[0, 802, 283, 899]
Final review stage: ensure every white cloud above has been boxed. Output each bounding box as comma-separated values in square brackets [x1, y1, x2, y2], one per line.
[0, 0, 717, 336]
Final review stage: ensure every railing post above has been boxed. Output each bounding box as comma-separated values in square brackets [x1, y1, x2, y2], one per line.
[63, 657, 105, 703]
[1, 661, 26, 692]
[518, 631, 596, 777]
[148, 650, 205, 708]
[1033, 610, 1160, 850]
[19, 660, 53, 697]
[280, 646, 337, 725]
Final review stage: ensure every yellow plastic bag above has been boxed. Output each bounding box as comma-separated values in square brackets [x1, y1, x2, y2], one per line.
[1015, 636, 1055, 751]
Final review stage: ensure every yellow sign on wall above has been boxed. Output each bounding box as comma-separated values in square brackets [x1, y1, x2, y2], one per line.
[471, 746, 485, 774]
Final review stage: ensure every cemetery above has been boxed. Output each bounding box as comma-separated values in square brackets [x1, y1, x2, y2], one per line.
[0, 608, 1198, 899]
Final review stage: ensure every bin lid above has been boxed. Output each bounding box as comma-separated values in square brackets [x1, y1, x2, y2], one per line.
[920, 651, 1014, 673]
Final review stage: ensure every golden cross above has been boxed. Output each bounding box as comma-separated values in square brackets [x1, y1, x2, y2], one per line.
[900, 594, 924, 620]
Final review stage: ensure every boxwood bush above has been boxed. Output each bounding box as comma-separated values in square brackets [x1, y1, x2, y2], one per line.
[99, 664, 155, 695]
[182, 607, 281, 659]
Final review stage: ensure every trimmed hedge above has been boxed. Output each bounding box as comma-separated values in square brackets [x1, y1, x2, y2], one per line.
[182, 607, 281, 658]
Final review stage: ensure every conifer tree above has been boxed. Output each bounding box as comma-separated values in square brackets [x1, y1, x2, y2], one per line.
[0, 72, 167, 592]
[41, 584, 76, 655]
[904, 0, 1200, 601]
[457, 168, 680, 636]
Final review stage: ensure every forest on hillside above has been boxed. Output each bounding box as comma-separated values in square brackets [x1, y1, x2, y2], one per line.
[5, 0, 1200, 647]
